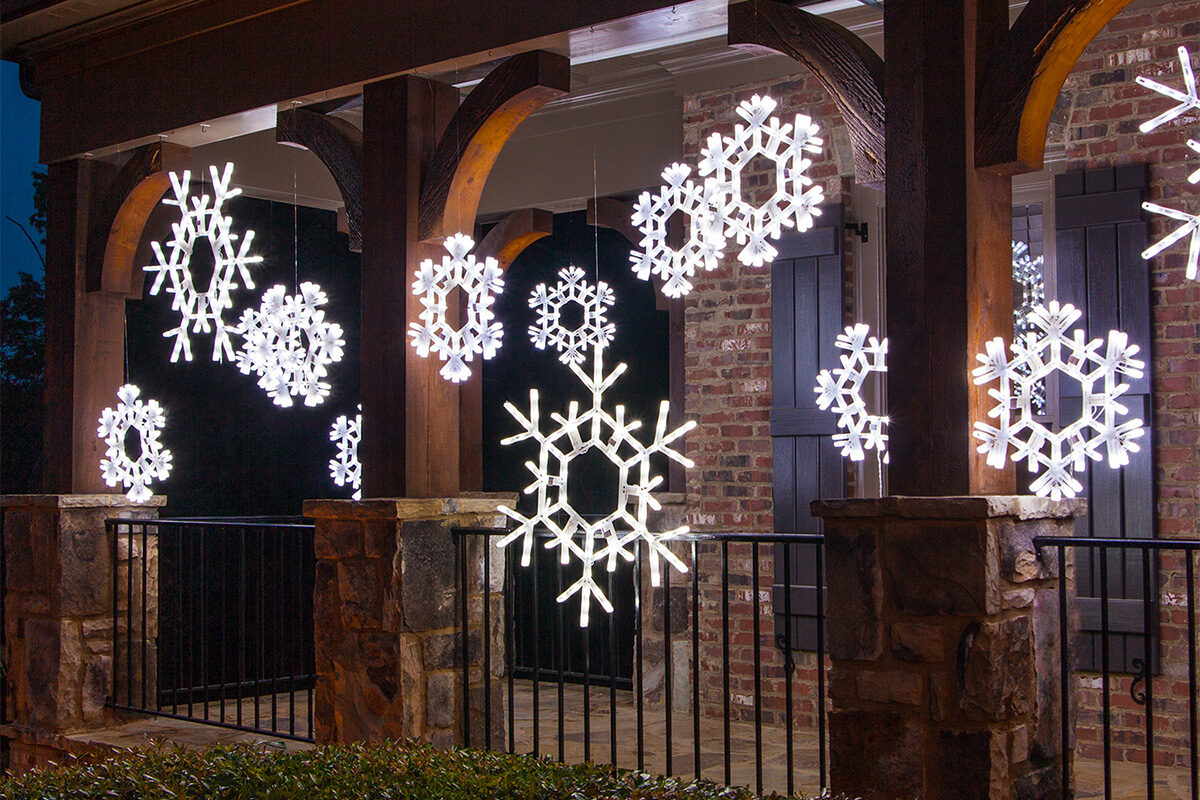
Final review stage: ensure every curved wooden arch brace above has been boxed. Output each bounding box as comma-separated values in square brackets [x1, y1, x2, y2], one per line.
[85, 141, 189, 297]
[276, 106, 365, 251]
[727, 0, 886, 188]
[475, 207, 554, 269]
[418, 50, 571, 243]
[976, 0, 1134, 174]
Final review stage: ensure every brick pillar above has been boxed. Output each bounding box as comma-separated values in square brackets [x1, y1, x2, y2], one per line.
[1, 494, 164, 772]
[812, 496, 1082, 800]
[303, 493, 514, 747]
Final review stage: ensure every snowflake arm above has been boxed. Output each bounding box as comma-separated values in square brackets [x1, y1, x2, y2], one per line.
[97, 384, 173, 503]
[1136, 46, 1199, 133]
[329, 405, 362, 500]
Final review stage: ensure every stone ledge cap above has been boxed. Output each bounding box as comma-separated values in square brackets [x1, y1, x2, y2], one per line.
[303, 492, 518, 521]
[811, 495, 1087, 521]
[0, 494, 168, 509]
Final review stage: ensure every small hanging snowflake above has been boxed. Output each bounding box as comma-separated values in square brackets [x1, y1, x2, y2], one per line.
[408, 233, 504, 382]
[144, 163, 264, 362]
[528, 265, 616, 364]
[629, 163, 725, 298]
[97, 384, 173, 504]
[235, 282, 346, 408]
[1136, 45, 1198, 133]
[329, 405, 362, 500]
[972, 301, 1145, 501]
[813, 324, 889, 463]
[1012, 241, 1047, 416]
[498, 347, 695, 627]
[697, 94, 825, 267]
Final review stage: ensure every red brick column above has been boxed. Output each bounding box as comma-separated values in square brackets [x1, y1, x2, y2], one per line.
[813, 496, 1083, 800]
[1, 494, 164, 773]
[302, 493, 514, 747]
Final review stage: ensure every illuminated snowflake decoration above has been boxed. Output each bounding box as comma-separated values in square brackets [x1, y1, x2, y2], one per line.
[1142, 202, 1200, 282]
[1012, 241, 1047, 415]
[235, 282, 346, 408]
[408, 233, 504, 382]
[972, 301, 1145, 501]
[629, 163, 725, 297]
[528, 266, 616, 364]
[498, 347, 696, 627]
[97, 384, 173, 504]
[1136, 46, 1198, 134]
[329, 405, 362, 501]
[697, 94, 825, 267]
[144, 163, 263, 362]
[813, 324, 889, 463]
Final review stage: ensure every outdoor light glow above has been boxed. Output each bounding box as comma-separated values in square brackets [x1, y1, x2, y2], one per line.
[972, 301, 1145, 501]
[498, 327, 694, 627]
[97, 384, 173, 504]
[813, 324, 889, 463]
[1012, 241, 1048, 416]
[144, 163, 264, 362]
[528, 265, 616, 364]
[1136, 46, 1198, 133]
[408, 232, 505, 383]
[235, 282, 346, 408]
[629, 162, 725, 298]
[329, 405, 362, 500]
[697, 94, 825, 267]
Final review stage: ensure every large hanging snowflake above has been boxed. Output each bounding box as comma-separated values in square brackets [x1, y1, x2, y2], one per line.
[1137, 46, 1200, 281]
[1012, 241, 1048, 416]
[813, 324, 889, 463]
[144, 163, 263, 362]
[629, 163, 725, 298]
[235, 282, 346, 408]
[498, 346, 695, 627]
[329, 405, 362, 500]
[697, 94, 825, 267]
[528, 266, 616, 364]
[972, 301, 1145, 501]
[97, 384, 173, 504]
[408, 233, 504, 382]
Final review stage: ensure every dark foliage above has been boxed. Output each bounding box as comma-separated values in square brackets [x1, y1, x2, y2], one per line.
[0, 271, 45, 492]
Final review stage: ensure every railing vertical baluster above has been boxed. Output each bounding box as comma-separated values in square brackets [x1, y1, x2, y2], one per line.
[126, 523, 134, 710]
[1057, 543, 1071, 800]
[608, 565, 617, 769]
[722, 540, 731, 787]
[289, 528, 298, 737]
[110, 522, 119, 708]
[508, 537, 516, 755]
[459, 532, 470, 748]
[1142, 551, 1155, 800]
[238, 526, 246, 730]
[141, 523, 148, 711]
[1100, 547, 1112, 800]
[663, 560, 672, 777]
[692, 540, 701, 781]
[200, 525, 210, 722]
[180, 527, 188, 718]
[531, 544, 540, 757]
[635, 542, 644, 772]
[557, 555, 565, 764]
[816, 539, 826, 790]
[783, 543, 794, 797]
[484, 533, 493, 751]
[1187, 551, 1198, 800]
[584, 584, 592, 765]
[219, 527, 227, 724]
[753, 544, 763, 794]
[256, 526, 264, 731]
[271, 530, 279, 732]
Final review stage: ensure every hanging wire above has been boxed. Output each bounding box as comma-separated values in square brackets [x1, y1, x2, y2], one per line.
[292, 102, 301, 294]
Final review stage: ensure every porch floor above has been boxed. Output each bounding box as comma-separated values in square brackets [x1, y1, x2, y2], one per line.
[65, 685, 1193, 800]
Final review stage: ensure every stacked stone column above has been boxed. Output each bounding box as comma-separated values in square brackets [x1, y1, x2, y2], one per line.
[303, 493, 514, 747]
[813, 496, 1082, 800]
[1, 494, 163, 772]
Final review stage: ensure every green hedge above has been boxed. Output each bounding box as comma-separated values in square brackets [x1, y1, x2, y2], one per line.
[0, 741, 831, 800]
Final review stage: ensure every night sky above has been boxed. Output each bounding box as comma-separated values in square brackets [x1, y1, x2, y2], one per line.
[1, 60, 42, 293]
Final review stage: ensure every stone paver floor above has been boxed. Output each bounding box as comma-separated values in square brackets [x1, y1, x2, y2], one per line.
[68, 683, 1194, 799]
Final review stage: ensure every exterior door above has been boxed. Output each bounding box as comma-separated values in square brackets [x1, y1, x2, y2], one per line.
[771, 204, 845, 650]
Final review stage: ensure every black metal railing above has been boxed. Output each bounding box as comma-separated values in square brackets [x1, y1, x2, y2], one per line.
[1036, 536, 1199, 800]
[107, 517, 316, 742]
[456, 528, 828, 797]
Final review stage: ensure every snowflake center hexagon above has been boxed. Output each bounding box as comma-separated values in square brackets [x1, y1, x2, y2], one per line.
[972, 301, 1146, 500]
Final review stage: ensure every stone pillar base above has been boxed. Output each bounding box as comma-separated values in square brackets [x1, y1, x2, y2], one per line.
[1, 494, 164, 773]
[303, 493, 515, 747]
[813, 496, 1082, 800]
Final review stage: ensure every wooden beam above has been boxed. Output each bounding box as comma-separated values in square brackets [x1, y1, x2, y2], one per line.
[456, 208, 556, 491]
[728, 0, 886, 188]
[276, 107, 364, 251]
[976, 0, 1134, 174]
[85, 142, 189, 296]
[418, 50, 570, 242]
[586, 196, 687, 494]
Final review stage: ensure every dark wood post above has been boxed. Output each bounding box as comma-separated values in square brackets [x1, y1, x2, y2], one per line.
[883, 0, 1016, 496]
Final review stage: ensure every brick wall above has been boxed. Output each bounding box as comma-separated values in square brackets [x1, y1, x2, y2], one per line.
[1051, 0, 1199, 768]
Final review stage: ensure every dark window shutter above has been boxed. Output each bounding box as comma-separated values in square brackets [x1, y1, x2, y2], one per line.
[771, 203, 845, 651]
[1053, 164, 1157, 674]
